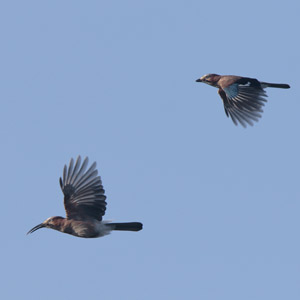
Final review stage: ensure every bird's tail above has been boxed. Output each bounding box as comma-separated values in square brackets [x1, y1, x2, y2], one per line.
[107, 222, 143, 231]
[261, 82, 290, 89]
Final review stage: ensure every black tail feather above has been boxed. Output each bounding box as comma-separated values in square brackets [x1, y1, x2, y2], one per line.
[261, 82, 290, 89]
[107, 222, 143, 232]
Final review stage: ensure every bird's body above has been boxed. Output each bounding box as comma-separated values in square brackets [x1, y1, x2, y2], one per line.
[33, 217, 113, 238]
[27, 156, 143, 238]
[196, 74, 290, 127]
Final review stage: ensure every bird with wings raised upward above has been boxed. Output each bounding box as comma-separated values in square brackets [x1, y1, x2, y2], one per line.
[27, 156, 143, 238]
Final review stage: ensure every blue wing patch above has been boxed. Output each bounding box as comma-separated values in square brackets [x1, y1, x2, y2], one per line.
[223, 83, 239, 99]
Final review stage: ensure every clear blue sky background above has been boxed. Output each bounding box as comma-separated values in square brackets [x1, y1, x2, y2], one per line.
[1, 1, 299, 299]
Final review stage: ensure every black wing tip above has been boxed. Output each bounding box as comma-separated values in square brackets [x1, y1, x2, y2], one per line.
[226, 107, 261, 128]
[59, 177, 63, 189]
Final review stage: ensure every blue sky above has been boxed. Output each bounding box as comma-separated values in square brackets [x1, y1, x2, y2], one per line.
[1, 1, 300, 299]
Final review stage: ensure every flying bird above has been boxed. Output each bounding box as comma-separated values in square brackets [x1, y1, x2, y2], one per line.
[27, 156, 143, 238]
[196, 74, 290, 127]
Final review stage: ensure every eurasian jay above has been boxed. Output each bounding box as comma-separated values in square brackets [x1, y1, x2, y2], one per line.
[196, 74, 290, 127]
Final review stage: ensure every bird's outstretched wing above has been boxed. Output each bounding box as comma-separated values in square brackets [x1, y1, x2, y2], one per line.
[218, 78, 267, 127]
[59, 156, 107, 221]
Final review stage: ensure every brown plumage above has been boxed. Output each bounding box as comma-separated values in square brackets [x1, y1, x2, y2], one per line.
[196, 74, 290, 127]
[27, 156, 143, 238]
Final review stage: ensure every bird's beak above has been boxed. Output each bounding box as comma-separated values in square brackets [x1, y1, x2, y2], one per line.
[27, 223, 45, 235]
[195, 78, 202, 82]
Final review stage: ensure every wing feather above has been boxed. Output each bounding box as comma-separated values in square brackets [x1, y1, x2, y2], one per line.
[60, 156, 107, 221]
[219, 80, 267, 127]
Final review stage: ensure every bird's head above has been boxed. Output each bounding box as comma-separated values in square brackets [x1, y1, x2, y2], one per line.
[27, 216, 64, 234]
[196, 74, 220, 87]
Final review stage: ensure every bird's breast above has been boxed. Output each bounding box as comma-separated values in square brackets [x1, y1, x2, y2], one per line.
[61, 220, 99, 238]
[61, 220, 112, 238]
